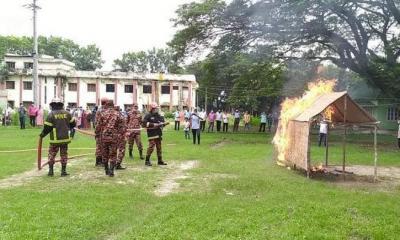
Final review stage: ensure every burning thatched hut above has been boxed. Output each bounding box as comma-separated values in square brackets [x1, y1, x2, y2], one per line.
[274, 91, 379, 179]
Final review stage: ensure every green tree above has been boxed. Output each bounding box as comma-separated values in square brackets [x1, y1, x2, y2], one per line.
[186, 47, 283, 111]
[74, 44, 104, 71]
[229, 61, 284, 111]
[113, 48, 183, 73]
[0, 35, 104, 70]
[170, 0, 400, 97]
[0, 63, 9, 82]
[113, 51, 148, 72]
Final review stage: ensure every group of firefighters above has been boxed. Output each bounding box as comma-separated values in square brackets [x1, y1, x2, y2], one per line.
[39, 97, 168, 177]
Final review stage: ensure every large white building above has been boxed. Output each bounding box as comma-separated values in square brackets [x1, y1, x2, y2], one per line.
[0, 54, 198, 111]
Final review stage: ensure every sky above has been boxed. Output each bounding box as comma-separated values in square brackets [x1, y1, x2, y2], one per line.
[0, 0, 193, 70]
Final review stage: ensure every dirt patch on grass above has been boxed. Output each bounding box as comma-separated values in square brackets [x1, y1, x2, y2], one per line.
[183, 172, 238, 194]
[327, 165, 400, 179]
[0, 169, 42, 189]
[154, 160, 199, 197]
[311, 165, 400, 192]
[0, 158, 88, 189]
[211, 138, 232, 149]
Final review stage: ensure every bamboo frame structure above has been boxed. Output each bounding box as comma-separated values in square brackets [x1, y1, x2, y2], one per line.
[279, 92, 380, 180]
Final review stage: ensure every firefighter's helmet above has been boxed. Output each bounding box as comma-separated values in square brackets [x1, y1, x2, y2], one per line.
[50, 98, 62, 104]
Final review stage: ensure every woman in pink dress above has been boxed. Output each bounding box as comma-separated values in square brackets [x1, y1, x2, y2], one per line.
[36, 105, 44, 126]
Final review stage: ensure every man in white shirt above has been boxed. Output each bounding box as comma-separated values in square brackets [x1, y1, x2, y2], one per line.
[318, 118, 328, 147]
[199, 109, 207, 132]
[397, 120, 400, 149]
[215, 110, 222, 132]
[174, 109, 180, 131]
[190, 108, 203, 145]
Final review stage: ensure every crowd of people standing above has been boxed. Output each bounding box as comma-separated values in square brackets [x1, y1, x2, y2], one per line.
[1, 103, 44, 129]
[173, 108, 278, 145]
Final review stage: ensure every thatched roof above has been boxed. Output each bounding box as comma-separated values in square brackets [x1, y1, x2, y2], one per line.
[294, 91, 377, 124]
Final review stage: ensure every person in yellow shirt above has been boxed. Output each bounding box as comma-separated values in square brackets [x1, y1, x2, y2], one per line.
[243, 111, 251, 131]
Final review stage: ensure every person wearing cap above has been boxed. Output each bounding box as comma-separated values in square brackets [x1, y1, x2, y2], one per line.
[127, 103, 144, 160]
[115, 106, 127, 170]
[142, 102, 168, 166]
[39, 98, 76, 177]
[94, 98, 109, 166]
[95, 100, 126, 177]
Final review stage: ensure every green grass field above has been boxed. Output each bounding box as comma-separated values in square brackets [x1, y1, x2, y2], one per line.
[0, 125, 399, 239]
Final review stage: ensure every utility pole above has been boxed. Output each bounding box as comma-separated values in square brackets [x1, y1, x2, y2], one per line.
[25, 0, 40, 105]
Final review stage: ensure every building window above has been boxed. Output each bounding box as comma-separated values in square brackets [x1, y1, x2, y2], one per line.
[54, 86, 57, 98]
[68, 83, 77, 91]
[387, 107, 399, 121]
[87, 83, 96, 92]
[161, 85, 170, 94]
[125, 85, 133, 93]
[5, 81, 15, 89]
[143, 85, 152, 94]
[7, 101, 15, 108]
[23, 81, 32, 90]
[6, 62, 15, 71]
[173, 86, 179, 90]
[44, 77, 47, 84]
[106, 84, 115, 92]
[24, 62, 33, 69]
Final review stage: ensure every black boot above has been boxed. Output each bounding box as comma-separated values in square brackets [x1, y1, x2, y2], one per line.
[116, 162, 126, 170]
[48, 164, 54, 177]
[109, 162, 115, 177]
[158, 156, 167, 166]
[61, 164, 69, 177]
[129, 148, 133, 159]
[139, 150, 144, 160]
[104, 162, 109, 176]
[95, 156, 103, 166]
[145, 156, 152, 166]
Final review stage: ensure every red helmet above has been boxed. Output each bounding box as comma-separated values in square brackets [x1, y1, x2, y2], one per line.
[150, 102, 159, 109]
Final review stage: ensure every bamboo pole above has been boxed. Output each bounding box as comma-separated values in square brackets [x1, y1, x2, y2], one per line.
[374, 125, 378, 182]
[342, 95, 347, 180]
[325, 124, 329, 167]
[307, 122, 311, 179]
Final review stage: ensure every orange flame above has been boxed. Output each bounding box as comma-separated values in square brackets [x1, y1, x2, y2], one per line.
[323, 106, 335, 122]
[273, 79, 336, 165]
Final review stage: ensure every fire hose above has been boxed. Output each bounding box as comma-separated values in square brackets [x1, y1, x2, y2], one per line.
[74, 122, 171, 137]
[36, 137, 94, 170]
